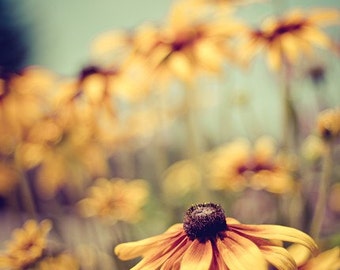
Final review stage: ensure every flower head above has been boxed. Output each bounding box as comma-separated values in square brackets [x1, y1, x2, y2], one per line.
[115, 202, 318, 270]
[241, 8, 340, 70]
[316, 107, 340, 141]
[77, 178, 149, 223]
[0, 219, 52, 270]
[208, 137, 295, 193]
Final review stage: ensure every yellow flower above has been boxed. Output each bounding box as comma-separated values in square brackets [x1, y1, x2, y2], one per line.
[77, 178, 149, 223]
[241, 9, 340, 70]
[131, 0, 245, 85]
[288, 244, 340, 270]
[316, 107, 340, 140]
[115, 202, 318, 270]
[0, 219, 52, 270]
[36, 253, 80, 270]
[209, 137, 295, 193]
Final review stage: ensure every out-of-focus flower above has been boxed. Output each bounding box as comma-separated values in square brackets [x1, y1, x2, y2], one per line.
[115, 202, 318, 270]
[208, 136, 295, 193]
[301, 135, 327, 162]
[0, 67, 55, 154]
[131, 0, 245, 85]
[240, 9, 340, 70]
[289, 244, 340, 270]
[36, 253, 80, 270]
[162, 159, 202, 204]
[77, 178, 149, 224]
[0, 219, 52, 270]
[316, 107, 340, 140]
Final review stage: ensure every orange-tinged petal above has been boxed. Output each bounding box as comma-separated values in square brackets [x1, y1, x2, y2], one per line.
[220, 231, 267, 270]
[300, 27, 332, 48]
[230, 224, 318, 256]
[132, 235, 189, 270]
[260, 245, 297, 270]
[180, 240, 213, 270]
[114, 225, 183, 260]
[308, 9, 340, 25]
[267, 40, 282, 70]
[281, 33, 300, 64]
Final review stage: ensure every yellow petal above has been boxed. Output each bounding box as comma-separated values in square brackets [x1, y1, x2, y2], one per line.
[180, 240, 212, 270]
[260, 245, 297, 270]
[114, 225, 183, 260]
[230, 224, 318, 256]
[308, 9, 340, 25]
[218, 231, 267, 270]
[267, 40, 282, 70]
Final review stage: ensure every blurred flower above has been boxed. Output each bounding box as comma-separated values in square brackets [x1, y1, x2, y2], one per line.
[36, 252, 80, 270]
[162, 159, 202, 204]
[288, 244, 340, 270]
[316, 107, 340, 140]
[77, 178, 149, 224]
[0, 219, 52, 270]
[0, 67, 55, 154]
[301, 135, 327, 162]
[208, 136, 295, 193]
[115, 202, 318, 270]
[241, 9, 340, 70]
[131, 0, 245, 85]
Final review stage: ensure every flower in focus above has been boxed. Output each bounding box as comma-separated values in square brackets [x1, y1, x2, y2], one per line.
[316, 107, 340, 141]
[208, 136, 295, 193]
[77, 178, 149, 223]
[288, 244, 340, 270]
[115, 202, 318, 270]
[0, 219, 52, 270]
[241, 8, 340, 70]
[36, 252, 80, 270]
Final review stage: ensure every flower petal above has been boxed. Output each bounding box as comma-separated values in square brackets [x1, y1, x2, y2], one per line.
[218, 231, 267, 270]
[114, 224, 183, 260]
[180, 240, 213, 270]
[260, 245, 297, 270]
[132, 235, 189, 270]
[229, 224, 318, 256]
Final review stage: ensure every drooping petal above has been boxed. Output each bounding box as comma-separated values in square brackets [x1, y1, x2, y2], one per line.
[180, 239, 213, 270]
[218, 231, 267, 270]
[260, 245, 297, 270]
[300, 246, 340, 270]
[114, 224, 184, 260]
[132, 235, 189, 270]
[229, 224, 318, 256]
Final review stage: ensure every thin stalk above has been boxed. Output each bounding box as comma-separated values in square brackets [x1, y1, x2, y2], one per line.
[18, 170, 37, 219]
[310, 142, 332, 240]
[183, 81, 210, 202]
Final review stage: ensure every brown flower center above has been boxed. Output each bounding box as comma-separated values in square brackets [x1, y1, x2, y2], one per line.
[183, 203, 228, 242]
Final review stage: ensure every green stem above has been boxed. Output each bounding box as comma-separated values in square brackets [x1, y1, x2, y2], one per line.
[310, 142, 332, 240]
[183, 82, 210, 202]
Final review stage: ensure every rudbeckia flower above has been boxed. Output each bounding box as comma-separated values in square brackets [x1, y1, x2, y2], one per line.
[77, 178, 149, 224]
[316, 107, 340, 140]
[208, 137, 295, 193]
[241, 8, 340, 70]
[115, 202, 318, 270]
[0, 219, 52, 270]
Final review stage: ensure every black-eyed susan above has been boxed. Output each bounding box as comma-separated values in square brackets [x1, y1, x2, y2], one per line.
[241, 8, 340, 70]
[316, 107, 340, 140]
[115, 202, 318, 270]
[0, 219, 52, 270]
[131, 0, 245, 85]
[208, 136, 295, 193]
[77, 178, 149, 224]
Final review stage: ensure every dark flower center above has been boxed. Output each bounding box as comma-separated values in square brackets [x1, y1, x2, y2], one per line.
[183, 203, 228, 243]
